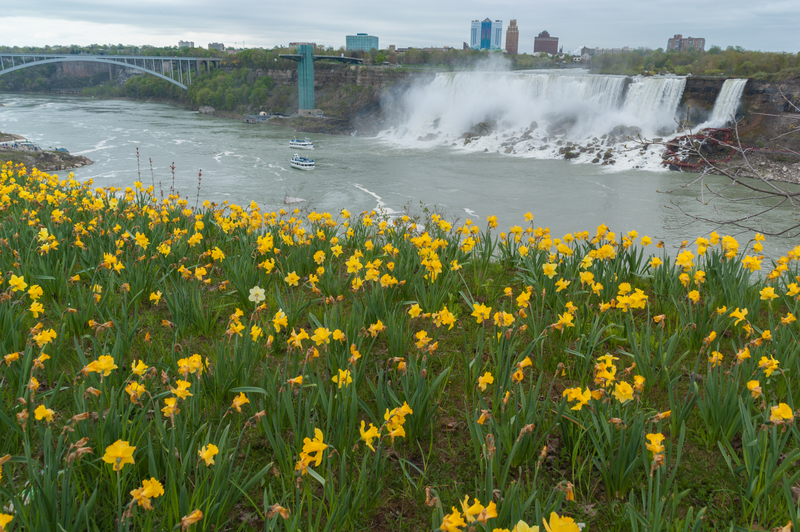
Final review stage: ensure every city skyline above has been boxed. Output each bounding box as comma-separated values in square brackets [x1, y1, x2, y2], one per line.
[1, 0, 798, 53]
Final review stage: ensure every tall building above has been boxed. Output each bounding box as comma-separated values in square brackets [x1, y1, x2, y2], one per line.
[178, 40, 194, 49]
[208, 42, 225, 51]
[505, 20, 519, 55]
[470, 18, 503, 50]
[346, 33, 379, 52]
[667, 34, 705, 52]
[533, 31, 558, 55]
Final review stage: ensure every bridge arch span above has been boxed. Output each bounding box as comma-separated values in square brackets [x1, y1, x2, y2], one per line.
[0, 55, 211, 90]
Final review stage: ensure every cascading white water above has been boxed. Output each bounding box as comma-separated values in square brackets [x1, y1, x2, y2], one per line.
[389, 70, 628, 143]
[379, 69, 692, 171]
[703, 79, 748, 128]
[622, 77, 687, 128]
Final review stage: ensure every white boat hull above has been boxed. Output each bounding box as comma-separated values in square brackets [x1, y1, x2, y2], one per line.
[290, 162, 315, 170]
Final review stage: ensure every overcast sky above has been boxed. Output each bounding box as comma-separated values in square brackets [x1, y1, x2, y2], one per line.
[2, 0, 798, 53]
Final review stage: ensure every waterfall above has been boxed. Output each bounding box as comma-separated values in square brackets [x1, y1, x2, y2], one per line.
[518, 72, 628, 110]
[380, 69, 689, 170]
[705, 79, 748, 128]
[622, 77, 687, 130]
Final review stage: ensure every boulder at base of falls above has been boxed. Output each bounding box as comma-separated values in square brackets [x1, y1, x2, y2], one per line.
[417, 133, 439, 141]
[504, 147, 514, 154]
[530, 121, 539, 131]
[471, 120, 497, 136]
[546, 116, 577, 136]
[592, 158, 600, 163]
[564, 151, 579, 159]
[610, 125, 642, 138]
[461, 132, 480, 139]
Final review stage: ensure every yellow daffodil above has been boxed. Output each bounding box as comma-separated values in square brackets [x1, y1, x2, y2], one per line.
[130, 477, 164, 510]
[769, 403, 794, 423]
[9, 274, 27, 292]
[0, 513, 14, 531]
[542, 512, 580, 532]
[440, 508, 467, 532]
[646, 433, 665, 454]
[231, 392, 249, 412]
[613, 382, 633, 404]
[103, 440, 136, 472]
[760, 286, 778, 301]
[472, 303, 491, 324]
[478, 372, 494, 391]
[332, 369, 353, 389]
[360, 421, 380, 452]
[198, 444, 219, 466]
[34, 404, 55, 422]
[284, 271, 300, 286]
[180, 510, 203, 529]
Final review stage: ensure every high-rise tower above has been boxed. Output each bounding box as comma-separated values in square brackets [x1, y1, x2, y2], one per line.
[505, 20, 519, 55]
[470, 18, 503, 49]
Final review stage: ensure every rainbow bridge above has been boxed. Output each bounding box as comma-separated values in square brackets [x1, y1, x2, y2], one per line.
[0, 53, 222, 90]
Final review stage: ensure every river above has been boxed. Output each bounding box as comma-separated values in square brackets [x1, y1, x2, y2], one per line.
[0, 93, 794, 258]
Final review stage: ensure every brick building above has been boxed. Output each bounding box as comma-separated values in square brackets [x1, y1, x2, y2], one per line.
[667, 34, 705, 52]
[505, 20, 519, 55]
[534, 31, 559, 55]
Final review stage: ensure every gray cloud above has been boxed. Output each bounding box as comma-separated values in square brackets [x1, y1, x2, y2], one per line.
[2, 0, 798, 52]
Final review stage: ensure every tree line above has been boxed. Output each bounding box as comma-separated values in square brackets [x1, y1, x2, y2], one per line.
[590, 46, 800, 79]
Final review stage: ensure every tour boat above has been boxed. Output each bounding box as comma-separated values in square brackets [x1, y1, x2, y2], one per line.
[289, 137, 314, 150]
[290, 154, 315, 171]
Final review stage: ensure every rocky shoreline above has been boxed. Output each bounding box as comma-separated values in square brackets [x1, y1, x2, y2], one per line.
[0, 131, 93, 172]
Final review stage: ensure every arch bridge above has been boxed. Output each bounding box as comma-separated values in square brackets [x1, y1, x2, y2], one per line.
[0, 53, 222, 90]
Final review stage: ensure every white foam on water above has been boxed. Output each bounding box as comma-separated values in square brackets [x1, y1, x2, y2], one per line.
[75, 137, 118, 155]
[353, 183, 400, 215]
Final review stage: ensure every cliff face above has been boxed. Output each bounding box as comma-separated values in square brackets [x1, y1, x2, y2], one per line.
[739, 79, 800, 150]
[679, 77, 800, 150]
[261, 66, 422, 91]
[260, 66, 433, 135]
[681, 77, 800, 114]
[60, 61, 113, 78]
[681, 78, 725, 110]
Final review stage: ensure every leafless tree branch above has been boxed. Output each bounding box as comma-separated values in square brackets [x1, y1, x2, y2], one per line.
[636, 88, 800, 237]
